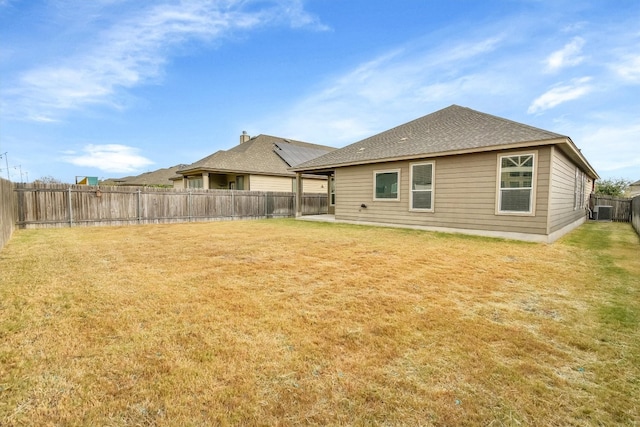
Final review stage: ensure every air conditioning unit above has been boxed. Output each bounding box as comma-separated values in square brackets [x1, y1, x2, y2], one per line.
[593, 205, 613, 221]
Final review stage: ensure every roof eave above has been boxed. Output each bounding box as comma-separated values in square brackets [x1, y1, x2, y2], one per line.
[177, 167, 327, 179]
[292, 137, 599, 179]
[559, 137, 600, 180]
[291, 139, 557, 171]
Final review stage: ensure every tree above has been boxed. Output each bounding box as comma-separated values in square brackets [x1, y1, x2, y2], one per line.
[33, 175, 64, 184]
[595, 178, 631, 197]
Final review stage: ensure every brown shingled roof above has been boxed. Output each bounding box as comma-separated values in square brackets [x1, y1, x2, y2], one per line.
[292, 105, 569, 171]
[102, 164, 187, 186]
[179, 134, 335, 177]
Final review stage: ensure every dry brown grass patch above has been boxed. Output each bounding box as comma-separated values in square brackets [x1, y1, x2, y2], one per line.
[1, 220, 638, 425]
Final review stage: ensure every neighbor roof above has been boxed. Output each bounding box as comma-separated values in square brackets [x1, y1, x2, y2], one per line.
[292, 105, 597, 179]
[178, 134, 335, 177]
[273, 141, 332, 167]
[103, 164, 187, 186]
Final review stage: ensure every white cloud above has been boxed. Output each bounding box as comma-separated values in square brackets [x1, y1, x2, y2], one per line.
[255, 35, 509, 145]
[561, 22, 587, 33]
[527, 77, 593, 114]
[611, 54, 640, 83]
[276, 0, 330, 31]
[63, 144, 154, 173]
[4, 0, 327, 122]
[574, 122, 640, 174]
[544, 37, 585, 72]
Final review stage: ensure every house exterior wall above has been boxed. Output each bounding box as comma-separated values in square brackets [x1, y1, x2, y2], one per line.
[250, 175, 293, 192]
[250, 175, 327, 193]
[173, 174, 326, 192]
[548, 147, 590, 233]
[302, 178, 327, 194]
[334, 147, 553, 237]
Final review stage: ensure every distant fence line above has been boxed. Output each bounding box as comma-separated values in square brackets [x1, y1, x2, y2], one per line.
[632, 196, 640, 237]
[14, 184, 328, 229]
[589, 194, 632, 223]
[1, 178, 17, 249]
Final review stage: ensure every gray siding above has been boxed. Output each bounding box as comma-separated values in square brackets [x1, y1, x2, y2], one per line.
[335, 147, 551, 236]
[548, 147, 588, 233]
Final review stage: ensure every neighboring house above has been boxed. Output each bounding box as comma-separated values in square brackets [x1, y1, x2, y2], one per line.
[102, 164, 187, 187]
[173, 133, 336, 193]
[292, 105, 599, 243]
[628, 180, 640, 197]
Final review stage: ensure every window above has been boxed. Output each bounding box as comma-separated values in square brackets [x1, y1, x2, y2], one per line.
[410, 162, 434, 211]
[188, 177, 203, 188]
[236, 175, 244, 191]
[498, 154, 534, 213]
[329, 176, 335, 206]
[374, 170, 400, 200]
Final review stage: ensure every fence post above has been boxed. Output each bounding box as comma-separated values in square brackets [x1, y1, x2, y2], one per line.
[232, 191, 235, 219]
[16, 184, 25, 227]
[632, 196, 640, 236]
[137, 189, 141, 223]
[188, 191, 192, 222]
[68, 187, 73, 227]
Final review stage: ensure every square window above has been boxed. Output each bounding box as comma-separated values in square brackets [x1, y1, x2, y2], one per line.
[374, 170, 399, 200]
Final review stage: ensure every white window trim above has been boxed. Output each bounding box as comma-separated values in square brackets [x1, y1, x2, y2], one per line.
[409, 161, 435, 212]
[495, 151, 537, 216]
[373, 169, 401, 201]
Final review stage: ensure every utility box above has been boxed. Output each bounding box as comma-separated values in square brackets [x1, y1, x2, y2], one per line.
[593, 205, 613, 221]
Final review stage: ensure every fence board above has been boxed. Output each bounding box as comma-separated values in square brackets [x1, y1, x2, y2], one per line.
[632, 196, 640, 237]
[13, 184, 327, 229]
[1, 178, 17, 249]
[589, 194, 631, 222]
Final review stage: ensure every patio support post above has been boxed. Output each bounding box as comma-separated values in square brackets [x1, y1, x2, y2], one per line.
[295, 172, 303, 218]
[202, 172, 209, 190]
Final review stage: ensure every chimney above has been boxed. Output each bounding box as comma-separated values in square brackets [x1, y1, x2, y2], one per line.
[240, 131, 250, 144]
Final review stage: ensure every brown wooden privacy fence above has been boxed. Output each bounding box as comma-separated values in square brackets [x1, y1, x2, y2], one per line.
[14, 184, 328, 229]
[632, 196, 640, 237]
[589, 194, 631, 222]
[1, 178, 17, 249]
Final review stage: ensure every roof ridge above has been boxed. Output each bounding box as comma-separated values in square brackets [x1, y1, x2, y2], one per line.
[256, 133, 336, 150]
[455, 105, 566, 138]
[292, 105, 577, 172]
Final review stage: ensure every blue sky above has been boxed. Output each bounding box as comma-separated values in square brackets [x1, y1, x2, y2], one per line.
[1, 0, 638, 183]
